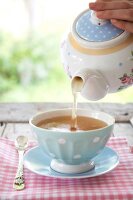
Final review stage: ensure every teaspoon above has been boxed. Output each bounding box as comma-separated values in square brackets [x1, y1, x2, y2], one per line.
[13, 135, 28, 190]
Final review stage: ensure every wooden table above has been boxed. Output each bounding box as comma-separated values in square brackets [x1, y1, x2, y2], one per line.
[0, 102, 133, 145]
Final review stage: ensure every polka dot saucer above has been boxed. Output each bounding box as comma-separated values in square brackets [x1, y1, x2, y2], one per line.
[24, 146, 119, 179]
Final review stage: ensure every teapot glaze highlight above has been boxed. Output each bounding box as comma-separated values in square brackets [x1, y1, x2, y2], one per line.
[61, 9, 133, 100]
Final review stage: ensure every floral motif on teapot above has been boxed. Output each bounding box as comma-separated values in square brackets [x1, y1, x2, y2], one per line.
[118, 68, 133, 91]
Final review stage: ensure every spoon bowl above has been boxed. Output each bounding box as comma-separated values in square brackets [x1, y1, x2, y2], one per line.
[15, 135, 28, 150]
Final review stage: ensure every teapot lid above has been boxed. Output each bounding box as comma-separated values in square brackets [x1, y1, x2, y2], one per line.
[73, 9, 124, 42]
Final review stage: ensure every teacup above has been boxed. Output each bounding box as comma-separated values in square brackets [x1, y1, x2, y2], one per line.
[29, 108, 115, 174]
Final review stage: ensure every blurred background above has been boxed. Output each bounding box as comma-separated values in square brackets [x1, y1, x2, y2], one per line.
[0, 0, 132, 103]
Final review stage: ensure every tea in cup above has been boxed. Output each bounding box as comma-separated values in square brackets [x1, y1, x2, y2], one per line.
[30, 108, 114, 174]
[36, 115, 107, 132]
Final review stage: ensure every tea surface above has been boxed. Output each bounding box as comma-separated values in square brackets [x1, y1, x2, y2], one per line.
[36, 115, 107, 132]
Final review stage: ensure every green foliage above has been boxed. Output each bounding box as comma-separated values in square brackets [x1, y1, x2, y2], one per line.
[0, 32, 60, 94]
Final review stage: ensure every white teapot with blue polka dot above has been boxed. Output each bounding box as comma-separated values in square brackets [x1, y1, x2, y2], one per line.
[61, 9, 133, 100]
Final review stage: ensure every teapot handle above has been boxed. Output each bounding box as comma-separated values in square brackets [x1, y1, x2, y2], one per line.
[72, 68, 109, 101]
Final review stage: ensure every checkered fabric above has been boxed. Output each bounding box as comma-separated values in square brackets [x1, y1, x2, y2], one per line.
[0, 137, 133, 200]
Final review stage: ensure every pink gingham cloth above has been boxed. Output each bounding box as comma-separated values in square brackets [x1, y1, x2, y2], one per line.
[0, 137, 133, 200]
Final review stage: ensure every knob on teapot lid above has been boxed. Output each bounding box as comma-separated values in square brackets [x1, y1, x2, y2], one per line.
[72, 9, 124, 42]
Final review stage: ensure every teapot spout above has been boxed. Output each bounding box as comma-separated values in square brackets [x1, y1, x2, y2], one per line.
[72, 69, 109, 101]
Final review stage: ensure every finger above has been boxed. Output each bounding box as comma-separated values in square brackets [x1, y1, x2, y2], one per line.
[89, 1, 132, 11]
[96, 0, 131, 2]
[96, 9, 133, 22]
[95, 0, 112, 2]
[111, 19, 133, 33]
[96, 0, 116, 1]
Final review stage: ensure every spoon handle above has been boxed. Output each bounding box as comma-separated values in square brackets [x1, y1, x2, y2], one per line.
[13, 150, 25, 190]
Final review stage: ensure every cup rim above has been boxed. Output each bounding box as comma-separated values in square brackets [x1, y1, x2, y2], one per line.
[29, 108, 115, 134]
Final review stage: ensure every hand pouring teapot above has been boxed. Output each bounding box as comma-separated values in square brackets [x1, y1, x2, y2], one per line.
[61, 9, 133, 100]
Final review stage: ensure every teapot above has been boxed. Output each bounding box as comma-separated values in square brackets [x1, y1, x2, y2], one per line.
[60, 9, 133, 100]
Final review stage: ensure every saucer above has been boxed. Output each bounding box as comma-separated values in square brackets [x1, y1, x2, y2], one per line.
[24, 146, 119, 179]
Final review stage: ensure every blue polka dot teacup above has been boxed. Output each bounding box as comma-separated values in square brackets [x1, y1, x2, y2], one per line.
[29, 108, 114, 174]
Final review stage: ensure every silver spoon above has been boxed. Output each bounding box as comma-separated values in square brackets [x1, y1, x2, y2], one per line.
[13, 135, 28, 190]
